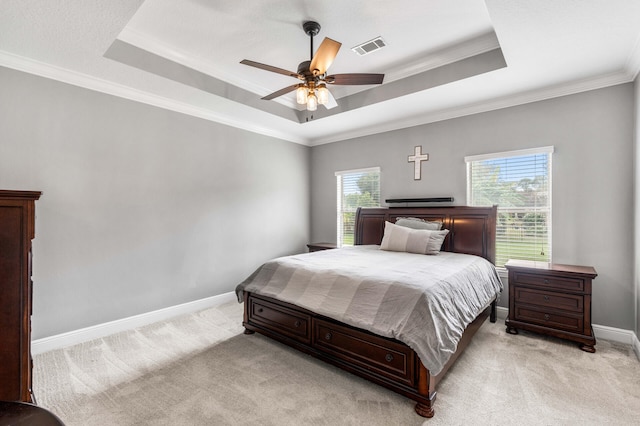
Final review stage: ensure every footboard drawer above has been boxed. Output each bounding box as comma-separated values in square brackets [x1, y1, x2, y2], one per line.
[248, 296, 311, 344]
[313, 319, 416, 386]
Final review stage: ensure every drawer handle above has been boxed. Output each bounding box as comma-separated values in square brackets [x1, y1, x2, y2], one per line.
[544, 279, 550, 284]
[257, 308, 263, 313]
[385, 353, 394, 362]
[544, 314, 550, 321]
[325, 332, 332, 341]
[543, 295, 550, 302]
[294, 320, 301, 328]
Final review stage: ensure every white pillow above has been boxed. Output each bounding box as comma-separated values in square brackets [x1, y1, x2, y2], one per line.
[380, 221, 449, 255]
[395, 217, 442, 230]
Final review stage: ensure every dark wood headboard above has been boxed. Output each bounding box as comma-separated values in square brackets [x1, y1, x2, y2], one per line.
[354, 206, 497, 265]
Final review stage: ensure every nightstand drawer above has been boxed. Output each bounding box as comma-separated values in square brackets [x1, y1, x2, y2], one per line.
[514, 287, 583, 313]
[514, 306, 583, 333]
[512, 272, 584, 292]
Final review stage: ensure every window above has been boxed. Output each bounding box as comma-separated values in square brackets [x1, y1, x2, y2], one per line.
[466, 147, 553, 268]
[336, 167, 380, 246]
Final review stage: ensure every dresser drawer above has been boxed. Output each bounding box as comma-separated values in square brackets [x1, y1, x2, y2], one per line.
[514, 287, 583, 313]
[514, 305, 583, 333]
[248, 297, 311, 344]
[512, 272, 584, 292]
[314, 319, 415, 386]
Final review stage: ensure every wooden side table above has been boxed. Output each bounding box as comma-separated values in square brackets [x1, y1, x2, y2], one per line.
[504, 259, 597, 353]
[306, 242, 337, 252]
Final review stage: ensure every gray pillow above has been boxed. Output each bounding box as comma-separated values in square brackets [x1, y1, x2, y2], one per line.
[395, 217, 442, 231]
[380, 221, 449, 255]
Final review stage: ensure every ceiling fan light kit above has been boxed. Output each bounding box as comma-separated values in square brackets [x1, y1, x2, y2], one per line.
[306, 92, 318, 111]
[317, 84, 329, 104]
[296, 81, 329, 111]
[241, 21, 384, 111]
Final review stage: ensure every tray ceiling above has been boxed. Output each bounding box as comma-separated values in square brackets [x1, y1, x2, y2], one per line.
[1, 0, 640, 145]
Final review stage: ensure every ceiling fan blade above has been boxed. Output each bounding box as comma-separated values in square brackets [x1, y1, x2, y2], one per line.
[240, 59, 300, 79]
[309, 37, 342, 75]
[323, 90, 338, 110]
[261, 84, 300, 100]
[326, 73, 385, 85]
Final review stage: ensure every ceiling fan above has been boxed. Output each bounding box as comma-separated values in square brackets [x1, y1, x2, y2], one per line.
[240, 21, 384, 111]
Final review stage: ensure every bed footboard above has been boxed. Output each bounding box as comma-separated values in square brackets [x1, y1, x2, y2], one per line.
[242, 291, 494, 418]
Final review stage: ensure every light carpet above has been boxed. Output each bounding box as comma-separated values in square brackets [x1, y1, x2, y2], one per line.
[33, 301, 640, 425]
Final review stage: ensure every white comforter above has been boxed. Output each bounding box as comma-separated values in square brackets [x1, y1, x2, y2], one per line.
[236, 245, 503, 375]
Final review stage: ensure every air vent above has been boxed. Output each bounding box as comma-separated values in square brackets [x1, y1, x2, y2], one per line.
[351, 36, 386, 56]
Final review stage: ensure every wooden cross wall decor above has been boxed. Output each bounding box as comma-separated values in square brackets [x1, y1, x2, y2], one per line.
[408, 146, 429, 180]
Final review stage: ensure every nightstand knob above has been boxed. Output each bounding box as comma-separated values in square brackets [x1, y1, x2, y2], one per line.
[325, 332, 332, 341]
[257, 308, 263, 313]
[294, 320, 301, 328]
[544, 314, 550, 321]
[543, 295, 550, 302]
[544, 279, 550, 284]
[385, 353, 394, 362]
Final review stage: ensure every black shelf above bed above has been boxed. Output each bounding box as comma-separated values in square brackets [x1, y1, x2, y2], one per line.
[385, 197, 454, 206]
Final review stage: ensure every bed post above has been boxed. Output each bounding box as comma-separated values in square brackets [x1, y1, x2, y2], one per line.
[414, 363, 435, 417]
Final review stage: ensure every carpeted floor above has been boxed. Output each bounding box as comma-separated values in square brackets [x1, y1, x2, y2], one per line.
[33, 301, 640, 425]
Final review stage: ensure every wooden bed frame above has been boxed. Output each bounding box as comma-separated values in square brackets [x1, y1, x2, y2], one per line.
[242, 205, 498, 418]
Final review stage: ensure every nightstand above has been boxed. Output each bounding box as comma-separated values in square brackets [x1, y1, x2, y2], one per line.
[504, 259, 598, 353]
[306, 242, 337, 252]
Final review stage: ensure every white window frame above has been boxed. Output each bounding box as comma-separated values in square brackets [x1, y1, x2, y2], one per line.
[335, 167, 381, 247]
[465, 146, 554, 269]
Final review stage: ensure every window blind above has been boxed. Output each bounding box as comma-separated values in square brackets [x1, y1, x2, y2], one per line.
[465, 147, 553, 268]
[335, 167, 380, 246]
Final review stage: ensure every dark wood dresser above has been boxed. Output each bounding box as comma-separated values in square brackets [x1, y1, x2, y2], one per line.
[505, 259, 597, 352]
[0, 190, 41, 402]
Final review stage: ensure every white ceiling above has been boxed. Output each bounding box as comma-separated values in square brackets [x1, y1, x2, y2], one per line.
[2, 0, 640, 146]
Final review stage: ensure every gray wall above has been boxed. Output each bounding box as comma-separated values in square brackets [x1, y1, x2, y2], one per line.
[635, 76, 640, 338]
[311, 84, 635, 330]
[2, 63, 636, 338]
[0, 67, 310, 339]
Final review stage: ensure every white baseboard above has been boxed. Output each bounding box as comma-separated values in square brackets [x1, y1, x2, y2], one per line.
[496, 306, 508, 320]
[32, 291, 237, 355]
[495, 306, 637, 349]
[592, 323, 636, 346]
[33, 296, 640, 358]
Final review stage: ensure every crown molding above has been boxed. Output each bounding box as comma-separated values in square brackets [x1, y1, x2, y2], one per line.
[1, 48, 634, 149]
[119, 28, 266, 95]
[309, 69, 634, 146]
[384, 31, 501, 84]
[0, 50, 308, 145]
[118, 28, 301, 111]
[624, 31, 640, 81]
[321, 32, 502, 101]
[118, 27, 502, 109]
